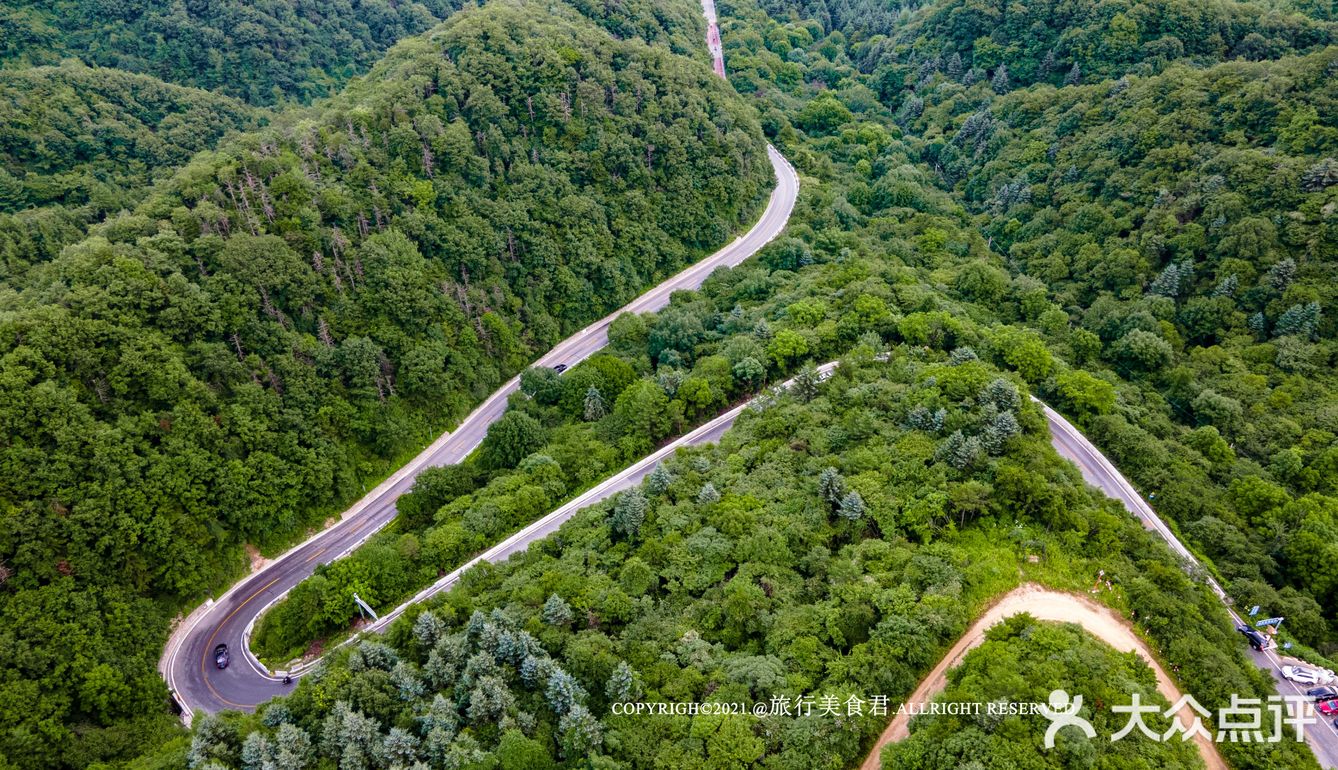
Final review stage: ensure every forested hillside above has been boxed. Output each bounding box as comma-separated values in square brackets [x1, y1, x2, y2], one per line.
[130, 0, 1336, 760]
[0, 62, 261, 282]
[0, 2, 771, 766]
[3, 0, 1337, 764]
[899, 33, 1338, 657]
[0, 0, 708, 105]
[880, 617, 1205, 768]
[160, 345, 1299, 768]
[728, 0, 1338, 659]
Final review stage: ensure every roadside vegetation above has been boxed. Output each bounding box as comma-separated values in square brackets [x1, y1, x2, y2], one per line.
[0, 2, 770, 765]
[732, 0, 1338, 657]
[880, 617, 1206, 768]
[0, 0, 1333, 765]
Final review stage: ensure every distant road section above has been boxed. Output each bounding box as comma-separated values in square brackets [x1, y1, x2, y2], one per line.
[702, 0, 725, 77]
[160, 7, 798, 717]
[1040, 399, 1338, 768]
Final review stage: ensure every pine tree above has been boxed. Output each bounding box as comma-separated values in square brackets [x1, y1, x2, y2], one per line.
[946, 52, 964, 80]
[542, 594, 573, 626]
[1267, 258, 1297, 291]
[241, 732, 270, 770]
[1274, 301, 1321, 339]
[545, 668, 586, 715]
[413, 611, 445, 649]
[611, 489, 647, 538]
[1149, 261, 1192, 297]
[188, 714, 236, 768]
[382, 728, 420, 766]
[417, 695, 457, 736]
[991, 64, 1010, 93]
[656, 367, 683, 397]
[272, 724, 314, 770]
[467, 674, 515, 724]
[981, 377, 1020, 412]
[837, 491, 866, 520]
[937, 430, 983, 470]
[646, 463, 672, 495]
[392, 660, 424, 701]
[793, 361, 821, 402]
[558, 704, 603, 757]
[583, 386, 606, 421]
[1064, 62, 1082, 86]
[907, 405, 946, 433]
[606, 661, 639, 703]
[818, 467, 846, 509]
[949, 346, 978, 364]
[262, 703, 293, 728]
[1248, 312, 1268, 338]
[982, 410, 1020, 455]
[1212, 274, 1239, 298]
[1038, 49, 1057, 79]
[698, 482, 720, 504]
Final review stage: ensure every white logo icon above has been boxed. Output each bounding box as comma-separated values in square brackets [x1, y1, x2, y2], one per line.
[1039, 689, 1096, 748]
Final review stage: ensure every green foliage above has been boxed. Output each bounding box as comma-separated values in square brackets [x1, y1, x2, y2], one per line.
[201, 350, 1305, 769]
[4, 0, 712, 106]
[479, 412, 548, 471]
[1052, 369, 1117, 416]
[0, 1, 771, 764]
[880, 617, 1203, 769]
[0, 62, 259, 280]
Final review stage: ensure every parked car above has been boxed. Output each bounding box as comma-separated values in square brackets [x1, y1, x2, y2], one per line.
[1316, 699, 1338, 717]
[1282, 665, 1320, 685]
[1237, 625, 1270, 651]
[1307, 686, 1338, 700]
[214, 643, 230, 670]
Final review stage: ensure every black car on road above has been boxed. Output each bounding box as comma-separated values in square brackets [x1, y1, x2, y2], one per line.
[1236, 624, 1269, 651]
[214, 643, 230, 670]
[1308, 686, 1338, 701]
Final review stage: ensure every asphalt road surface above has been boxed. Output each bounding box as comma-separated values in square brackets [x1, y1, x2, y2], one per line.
[1041, 399, 1338, 768]
[161, 148, 799, 719]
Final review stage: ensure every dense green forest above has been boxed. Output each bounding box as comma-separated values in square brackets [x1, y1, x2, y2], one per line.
[151, 346, 1306, 768]
[0, 0, 468, 105]
[725, 0, 1338, 655]
[880, 617, 1204, 768]
[1, 0, 1336, 764]
[0, 62, 261, 282]
[0, 0, 710, 105]
[0, 1, 771, 766]
[253, 266, 887, 662]
[159, 0, 1337, 758]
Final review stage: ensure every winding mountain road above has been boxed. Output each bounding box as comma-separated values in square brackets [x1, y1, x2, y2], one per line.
[159, 4, 1334, 767]
[161, 141, 797, 718]
[161, 3, 795, 715]
[1040, 400, 1338, 768]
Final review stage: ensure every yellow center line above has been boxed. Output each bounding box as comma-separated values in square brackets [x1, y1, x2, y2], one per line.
[304, 547, 326, 563]
[200, 575, 284, 709]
